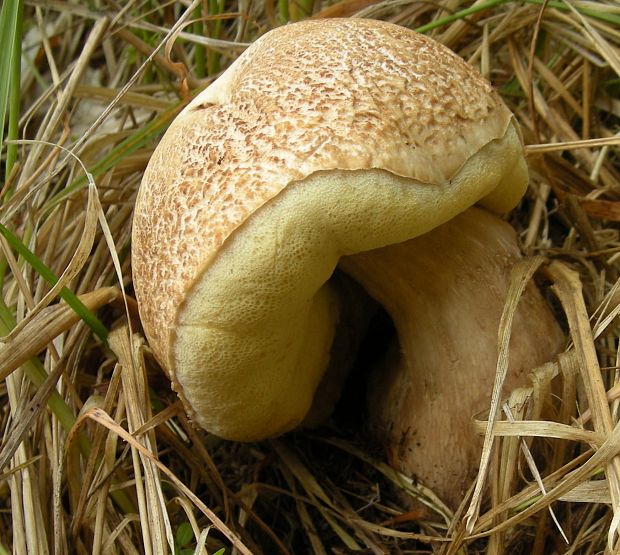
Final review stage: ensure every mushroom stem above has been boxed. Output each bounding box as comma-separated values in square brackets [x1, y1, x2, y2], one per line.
[339, 206, 564, 507]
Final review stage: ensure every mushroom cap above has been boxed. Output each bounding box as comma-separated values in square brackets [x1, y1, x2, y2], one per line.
[132, 18, 527, 440]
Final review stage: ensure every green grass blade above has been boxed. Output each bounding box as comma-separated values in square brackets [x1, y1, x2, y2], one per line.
[0, 0, 23, 170]
[46, 103, 180, 210]
[0, 1, 23, 290]
[414, 0, 619, 34]
[414, 0, 509, 34]
[288, 0, 314, 21]
[207, 0, 224, 74]
[278, 0, 290, 23]
[193, 7, 206, 78]
[524, 0, 620, 26]
[0, 223, 108, 342]
[5, 0, 23, 184]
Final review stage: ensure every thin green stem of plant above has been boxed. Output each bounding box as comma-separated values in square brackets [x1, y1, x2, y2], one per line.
[0, 222, 108, 342]
[278, 0, 290, 24]
[193, 5, 206, 78]
[415, 0, 509, 34]
[414, 0, 619, 34]
[5, 0, 22, 186]
[207, 0, 224, 75]
[0, 259, 7, 293]
[0, 0, 24, 292]
[0, 0, 22, 159]
[46, 104, 180, 211]
[288, 0, 314, 21]
[525, 0, 620, 25]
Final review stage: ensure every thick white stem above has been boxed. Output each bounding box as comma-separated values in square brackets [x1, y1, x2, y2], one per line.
[340, 207, 564, 507]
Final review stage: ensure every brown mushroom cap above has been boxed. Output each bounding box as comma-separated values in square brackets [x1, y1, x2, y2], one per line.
[132, 18, 528, 440]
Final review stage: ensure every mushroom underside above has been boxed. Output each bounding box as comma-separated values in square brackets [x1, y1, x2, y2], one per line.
[172, 123, 526, 441]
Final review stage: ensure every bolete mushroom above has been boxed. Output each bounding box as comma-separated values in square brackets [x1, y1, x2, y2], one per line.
[132, 19, 563, 501]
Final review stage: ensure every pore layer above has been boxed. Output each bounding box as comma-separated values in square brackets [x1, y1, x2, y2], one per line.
[173, 123, 525, 440]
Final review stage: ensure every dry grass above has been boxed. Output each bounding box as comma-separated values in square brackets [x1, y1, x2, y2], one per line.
[0, 0, 619, 553]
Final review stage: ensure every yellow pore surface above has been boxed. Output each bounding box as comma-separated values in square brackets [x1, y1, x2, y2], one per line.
[173, 123, 526, 441]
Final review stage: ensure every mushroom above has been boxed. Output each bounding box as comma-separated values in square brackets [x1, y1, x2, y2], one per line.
[132, 19, 563, 500]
